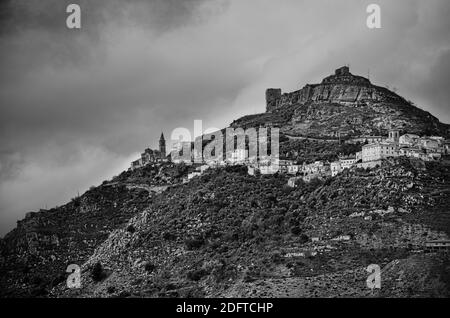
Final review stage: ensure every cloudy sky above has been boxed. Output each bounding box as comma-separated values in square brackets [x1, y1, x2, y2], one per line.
[0, 0, 449, 235]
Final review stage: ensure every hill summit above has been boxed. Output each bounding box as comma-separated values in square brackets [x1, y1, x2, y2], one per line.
[266, 66, 404, 112]
[232, 66, 449, 139]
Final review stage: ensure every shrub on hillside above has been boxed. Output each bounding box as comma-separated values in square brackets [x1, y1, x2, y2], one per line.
[186, 268, 208, 281]
[107, 286, 116, 294]
[90, 262, 106, 282]
[71, 196, 81, 208]
[184, 236, 205, 250]
[290, 225, 302, 235]
[162, 231, 177, 240]
[299, 234, 309, 244]
[144, 262, 156, 273]
[126, 224, 135, 233]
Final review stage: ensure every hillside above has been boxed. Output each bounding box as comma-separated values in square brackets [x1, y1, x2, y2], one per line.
[0, 163, 194, 297]
[51, 159, 450, 298]
[1, 66, 450, 298]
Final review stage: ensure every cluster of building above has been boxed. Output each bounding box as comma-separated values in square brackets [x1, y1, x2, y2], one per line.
[285, 129, 449, 187]
[130, 129, 449, 185]
[130, 133, 169, 170]
[359, 130, 448, 164]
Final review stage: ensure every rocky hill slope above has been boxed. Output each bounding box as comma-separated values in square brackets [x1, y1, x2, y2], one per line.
[0, 163, 194, 297]
[1, 66, 450, 298]
[51, 159, 450, 298]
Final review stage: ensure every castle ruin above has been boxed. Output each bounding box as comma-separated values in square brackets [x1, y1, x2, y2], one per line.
[265, 66, 404, 112]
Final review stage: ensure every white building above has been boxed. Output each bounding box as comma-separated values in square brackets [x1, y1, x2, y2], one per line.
[279, 159, 295, 173]
[362, 142, 399, 162]
[340, 156, 357, 170]
[330, 161, 341, 177]
[287, 165, 301, 175]
[302, 161, 330, 181]
[419, 138, 439, 151]
[399, 134, 420, 146]
[130, 158, 143, 171]
[287, 177, 302, 187]
[330, 156, 357, 177]
[302, 161, 326, 174]
[348, 136, 383, 144]
[187, 171, 202, 180]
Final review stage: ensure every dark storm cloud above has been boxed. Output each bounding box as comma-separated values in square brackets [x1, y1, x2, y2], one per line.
[0, 0, 228, 153]
[1, 0, 449, 236]
[0, 0, 229, 234]
[0, 0, 212, 35]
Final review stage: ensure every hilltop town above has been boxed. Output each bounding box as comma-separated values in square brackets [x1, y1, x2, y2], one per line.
[128, 67, 450, 187]
[129, 126, 449, 188]
[1, 66, 450, 298]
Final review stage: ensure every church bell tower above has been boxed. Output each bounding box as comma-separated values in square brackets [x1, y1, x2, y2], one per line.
[159, 132, 166, 158]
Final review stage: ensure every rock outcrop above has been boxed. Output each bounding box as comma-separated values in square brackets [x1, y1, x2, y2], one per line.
[231, 66, 450, 139]
[266, 66, 405, 112]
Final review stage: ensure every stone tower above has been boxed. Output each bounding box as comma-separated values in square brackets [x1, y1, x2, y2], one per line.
[266, 88, 282, 112]
[159, 132, 166, 158]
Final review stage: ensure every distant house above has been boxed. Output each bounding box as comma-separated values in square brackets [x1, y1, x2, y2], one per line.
[330, 156, 356, 177]
[131, 159, 143, 170]
[399, 134, 420, 146]
[424, 240, 450, 252]
[287, 177, 302, 187]
[187, 172, 202, 180]
[331, 235, 351, 241]
[339, 156, 357, 170]
[287, 165, 301, 175]
[302, 161, 326, 174]
[303, 172, 325, 182]
[398, 146, 440, 162]
[348, 135, 383, 144]
[130, 133, 168, 169]
[278, 159, 295, 173]
[330, 161, 341, 177]
[301, 161, 330, 181]
[362, 142, 399, 162]
[419, 138, 439, 151]
[196, 165, 210, 173]
[259, 165, 279, 175]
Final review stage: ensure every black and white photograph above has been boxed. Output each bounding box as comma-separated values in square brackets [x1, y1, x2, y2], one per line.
[1, 0, 450, 307]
